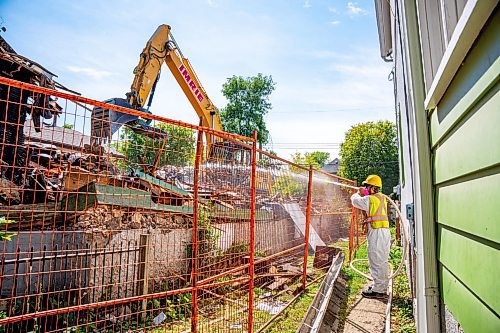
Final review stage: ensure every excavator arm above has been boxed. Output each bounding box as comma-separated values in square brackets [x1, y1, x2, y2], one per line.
[92, 24, 232, 159]
[128, 25, 222, 132]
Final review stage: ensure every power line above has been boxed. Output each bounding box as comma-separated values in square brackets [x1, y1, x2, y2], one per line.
[270, 106, 393, 114]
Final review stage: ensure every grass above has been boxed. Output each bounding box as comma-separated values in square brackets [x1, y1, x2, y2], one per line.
[260, 256, 326, 332]
[389, 246, 416, 333]
[146, 256, 326, 333]
[148, 230, 417, 332]
[261, 279, 322, 333]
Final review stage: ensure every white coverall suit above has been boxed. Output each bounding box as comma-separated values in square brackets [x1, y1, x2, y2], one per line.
[351, 193, 391, 293]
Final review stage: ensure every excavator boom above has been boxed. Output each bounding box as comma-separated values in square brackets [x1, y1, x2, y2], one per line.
[91, 24, 222, 148]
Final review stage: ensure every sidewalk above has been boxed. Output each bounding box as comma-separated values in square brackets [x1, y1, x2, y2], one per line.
[342, 283, 388, 333]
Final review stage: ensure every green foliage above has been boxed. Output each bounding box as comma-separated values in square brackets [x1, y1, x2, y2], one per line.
[272, 175, 306, 199]
[0, 311, 5, 332]
[222, 242, 248, 255]
[220, 74, 275, 144]
[147, 292, 192, 323]
[198, 205, 221, 258]
[62, 123, 74, 129]
[291, 151, 330, 169]
[0, 217, 15, 241]
[119, 123, 196, 167]
[186, 205, 221, 273]
[338, 121, 399, 194]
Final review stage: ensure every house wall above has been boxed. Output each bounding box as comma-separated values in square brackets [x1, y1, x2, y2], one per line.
[429, 11, 499, 332]
[392, 0, 417, 291]
[379, 1, 499, 331]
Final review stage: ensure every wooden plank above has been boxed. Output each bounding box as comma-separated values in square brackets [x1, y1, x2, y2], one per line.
[433, 90, 500, 184]
[440, 264, 500, 332]
[266, 277, 290, 291]
[437, 225, 499, 314]
[436, 171, 500, 243]
[64, 166, 110, 192]
[0, 203, 62, 229]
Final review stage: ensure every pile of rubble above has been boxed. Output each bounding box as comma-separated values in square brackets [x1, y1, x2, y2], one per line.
[75, 206, 191, 234]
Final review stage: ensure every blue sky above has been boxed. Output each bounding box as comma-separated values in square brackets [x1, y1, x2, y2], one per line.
[0, 0, 393, 159]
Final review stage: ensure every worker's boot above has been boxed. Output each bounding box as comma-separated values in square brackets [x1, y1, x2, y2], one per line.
[361, 289, 387, 299]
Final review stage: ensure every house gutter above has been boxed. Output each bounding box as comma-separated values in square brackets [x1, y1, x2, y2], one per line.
[403, 0, 441, 331]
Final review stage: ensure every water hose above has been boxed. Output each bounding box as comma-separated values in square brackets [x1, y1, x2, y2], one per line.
[311, 177, 409, 280]
[348, 193, 409, 280]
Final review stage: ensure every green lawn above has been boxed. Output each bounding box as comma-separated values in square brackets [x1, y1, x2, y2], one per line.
[261, 280, 322, 333]
[389, 246, 416, 333]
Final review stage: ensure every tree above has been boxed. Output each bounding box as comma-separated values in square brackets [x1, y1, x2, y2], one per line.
[291, 151, 330, 169]
[220, 74, 275, 144]
[62, 123, 73, 129]
[338, 121, 399, 194]
[119, 123, 196, 168]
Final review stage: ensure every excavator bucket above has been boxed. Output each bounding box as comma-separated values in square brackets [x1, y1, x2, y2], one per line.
[91, 98, 163, 145]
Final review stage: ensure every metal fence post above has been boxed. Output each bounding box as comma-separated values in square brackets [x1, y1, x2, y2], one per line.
[248, 130, 257, 333]
[137, 234, 150, 322]
[302, 166, 313, 290]
[349, 208, 356, 262]
[191, 121, 203, 333]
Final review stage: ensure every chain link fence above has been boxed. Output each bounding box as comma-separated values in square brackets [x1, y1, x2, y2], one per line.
[0, 76, 357, 332]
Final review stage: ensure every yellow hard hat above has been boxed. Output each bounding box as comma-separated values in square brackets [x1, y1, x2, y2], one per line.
[362, 175, 382, 188]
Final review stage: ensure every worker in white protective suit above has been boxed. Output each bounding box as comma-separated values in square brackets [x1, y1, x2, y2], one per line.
[350, 175, 391, 298]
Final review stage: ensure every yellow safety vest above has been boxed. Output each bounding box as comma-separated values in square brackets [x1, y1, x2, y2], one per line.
[366, 193, 389, 229]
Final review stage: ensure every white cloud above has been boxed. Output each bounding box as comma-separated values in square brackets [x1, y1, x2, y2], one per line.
[66, 66, 112, 79]
[207, 0, 218, 8]
[346, 2, 368, 17]
[328, 7, 338, 13]
[303, 0, 311, 8]
[330, 20, 340, 26]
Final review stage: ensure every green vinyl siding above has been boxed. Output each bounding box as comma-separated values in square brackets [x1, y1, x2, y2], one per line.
[437, 225, 499, 314]
[440, 265, 500, 333]
[433, 88, 500, 184]
[430, 11, 500, 332]
[429, 57, 499, 148]
[436, 170, 500, 243]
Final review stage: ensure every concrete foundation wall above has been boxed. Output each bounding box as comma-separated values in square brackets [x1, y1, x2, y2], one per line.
[0, 214, 305, 303]
[215, 218, 298, 255]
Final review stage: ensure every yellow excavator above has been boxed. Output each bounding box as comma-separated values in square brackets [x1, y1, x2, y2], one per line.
[91, 24, 224, 150]
[91, 24, 272, 191]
